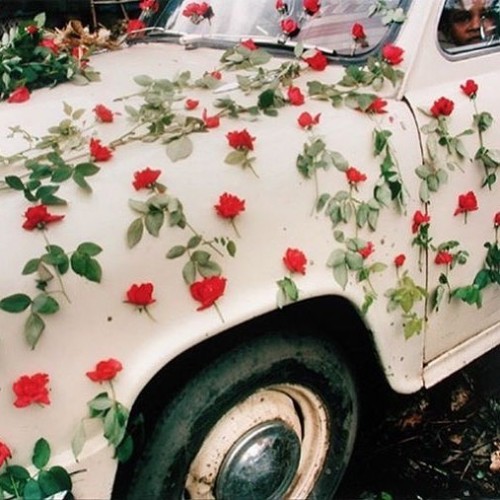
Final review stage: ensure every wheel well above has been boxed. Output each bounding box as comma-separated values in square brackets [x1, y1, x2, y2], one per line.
[112, 295, 389, 498]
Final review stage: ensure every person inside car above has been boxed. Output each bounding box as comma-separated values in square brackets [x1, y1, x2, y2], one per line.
[439, 0, 499, 47]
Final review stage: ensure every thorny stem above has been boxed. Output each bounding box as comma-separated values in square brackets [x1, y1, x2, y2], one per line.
[41, 230, 71, 304]
[213, 301, 225, 323]
[186, 222, 224, 257]
[230, 219, 241, 239]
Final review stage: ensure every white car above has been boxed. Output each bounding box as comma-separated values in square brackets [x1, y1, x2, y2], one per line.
[1, 0, 500, 498]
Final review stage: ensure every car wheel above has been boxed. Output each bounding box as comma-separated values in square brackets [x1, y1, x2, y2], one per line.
[126, 329, 358, 499]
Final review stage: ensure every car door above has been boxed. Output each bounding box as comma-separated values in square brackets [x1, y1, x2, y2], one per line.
[401, 1, 500, 374]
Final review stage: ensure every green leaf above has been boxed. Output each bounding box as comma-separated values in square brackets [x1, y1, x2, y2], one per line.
[6, 465, 30, 481]
[182, 260, 196, 285]
[166, 245, 186, 259]
[145, 211, 164, 237]
[198, 260, 222, 278]
[225, 150, 246, 165]
[227, 240, 237, 257]
[187, 235, 202, 249]
[88, 393, 113, 412]
[70, 252, 102, 283]
[25, 313, 45, 349]
[333, 263, 348, 289]
[72, 420, 86, 460]
[127, 218, 144, 248]
[47, 466, 72, 493]
[76, 242, 102, 257]
[5, 175, 24, 190]
[32, 438, 51, 470]
[32, 294, 59, 315]
[191, 250, 211, 265]
[134, 74, 153, 87]
[23, 479, 43, 500]
[115, 434, 134, 463]
[0, 293, 32, 312]
[38, 470, 64, 496]
[166, 136, 193, 162]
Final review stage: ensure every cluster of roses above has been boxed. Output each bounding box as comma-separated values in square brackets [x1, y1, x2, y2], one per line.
[182, 1, 214, 24]
[0, 358, 124, 472]
[126, 0, 160, 34]
[276, 0, 320, 38]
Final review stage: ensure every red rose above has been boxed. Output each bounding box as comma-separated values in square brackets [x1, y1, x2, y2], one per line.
[240, 39, 257, 50]
[394, 254, 406, 268]
[283, 248, 307, 274]
[185, 98, 199, 110]
[133, 167, 162, 190]
[25, 25, 38, 35]
[190, 276, 226, 310]
[303, 50, 328, 71]
[13, 373, 50, 408]
[287, 86, 305, 105]
[494, 212, 500, 227]
[126, 283, 156, 307]
[381, 44, 404, 65]
[93, 104, 114, 123]
[303, 0, 320, 15]
[366, 97, 387, 114]
[7, 86, 30, 103]
[72, 46, 89, 68]
[358, 241, 374, 260]
[139, 0, 159, 11]
[39, 38, 59, 54]
[22, 204, 64, 230]
[435, 250, 453, 265]
[0, 441, 12, 467]
[454, 191, 478, 216]
[182, 2, 213, 21]
[346, 166, 367, 185]
[352, 22, 366, 40]
[226, 129, 255, 151]
[281, 18, 300, 36]
[430, 97, 454, 118]
[276, 0, 287, 12]
[86, 358, 123, 382]
[202, 109, 220, 128]
[215, 193, 245, 219]
[127, 19, 146, 33]
[412, 210, 430, 233]
[210, 70, 222, 80]
[298, 111, 320, 129]
[89, 138, 113, 162]
[460, 79, 478, 98]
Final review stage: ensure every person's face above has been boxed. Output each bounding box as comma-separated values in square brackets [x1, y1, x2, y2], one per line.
[449, 0, 497, 45]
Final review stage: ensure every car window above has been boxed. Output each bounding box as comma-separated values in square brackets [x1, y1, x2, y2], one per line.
[152, 0, 406, 56]
[438, 0, 500, 54]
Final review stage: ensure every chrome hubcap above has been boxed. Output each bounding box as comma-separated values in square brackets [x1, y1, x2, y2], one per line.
[215, 420, 301, 499]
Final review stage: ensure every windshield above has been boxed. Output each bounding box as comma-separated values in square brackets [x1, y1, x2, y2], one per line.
[150, 0, 406, 56]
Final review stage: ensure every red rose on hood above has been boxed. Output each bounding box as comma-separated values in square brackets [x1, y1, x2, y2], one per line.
[382, 44, 404, 65]
[226, 129, 255, 151]
[190, 276, 227, 310]
[86, 358, 123, 382]
[7, 86, 30, 103]
[287, 86, 305, 105]
[240, 39, 257, 50]
[133, 167, 162, 190]
[93, 104, 114, 123]
[13, 373, 50, 408]
[430, 97, 454, 118]
[22, 204, 64, 230]
[298, 111, 321, 129]
[303, 0, 320, 15]
[215, 193, 246, 219]
[358, 241, 374, 260]
[346, 167, 367, 186]
[435, 251, 453, 265]
[412, 210, 431, 233]
[0, 442, 12, 467]
[281, 18, 300, 36]
[454, 191, 478, 216]
[394, 254, 406, 268]
[303, 50, 328, 70]
[90, 138, 113, 161]
[460, 79, 478, 98]
[283, 248, 307, 274]
[126, 283, 156, 307]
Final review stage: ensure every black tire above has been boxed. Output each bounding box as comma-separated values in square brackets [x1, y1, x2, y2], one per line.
[126, 328, 358, 499]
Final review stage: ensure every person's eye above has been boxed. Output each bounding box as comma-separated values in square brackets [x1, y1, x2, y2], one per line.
[482, 9, 496, 20]
[452, 10, 472, 23]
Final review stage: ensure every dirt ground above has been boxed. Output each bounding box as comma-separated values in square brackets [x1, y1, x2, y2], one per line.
[337, 346, 500, 500]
